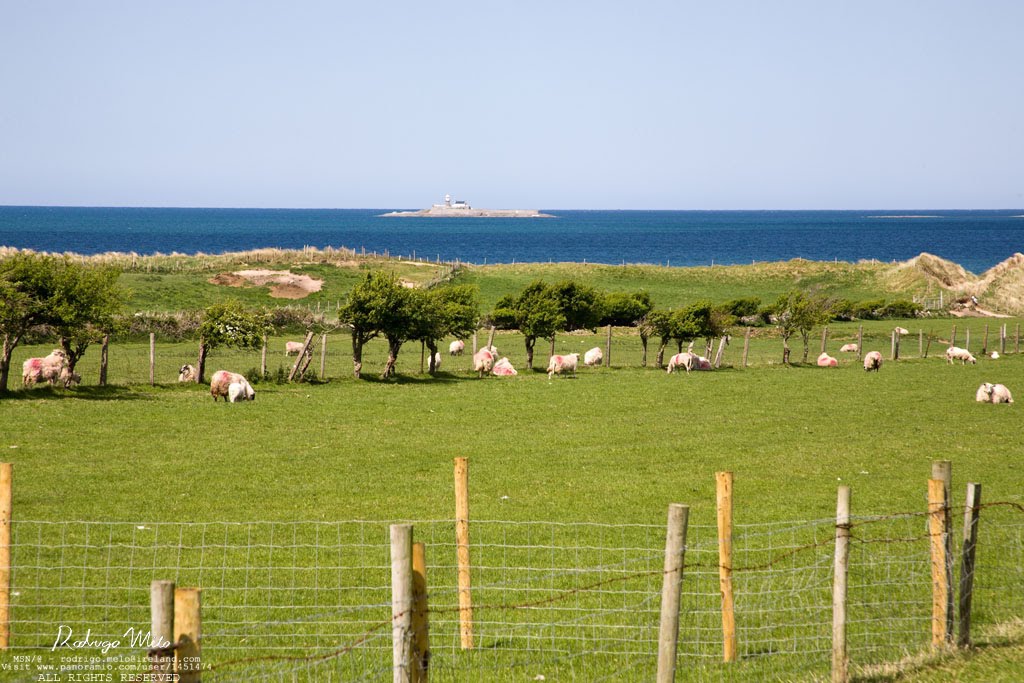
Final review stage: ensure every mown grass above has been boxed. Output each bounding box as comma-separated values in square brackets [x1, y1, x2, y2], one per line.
[2, 323, 1023, 681]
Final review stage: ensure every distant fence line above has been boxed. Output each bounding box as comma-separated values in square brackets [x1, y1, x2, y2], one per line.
[9, 321, 1022, 389]
[0, 460, 1021, 682]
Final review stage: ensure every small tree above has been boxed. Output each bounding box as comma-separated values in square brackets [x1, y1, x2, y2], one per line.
[53, 265, 126, 377]
[600, 291, 654, 327]
[339, 271, 404, 379]
[195, 301, 270, 383]
[414, 285, 480, 374]
[770, 290, 831, 363]
[492, 281, 565, 370]
[643, 310, 675, 368]
[548, 280, 605, 333]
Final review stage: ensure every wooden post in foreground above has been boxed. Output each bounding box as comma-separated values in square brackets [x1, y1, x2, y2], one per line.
[149, 332, 156, 386]
[958, 482, 981, 648]
[150, 580, 174, 676]
[832, 486, 851, 683]
[742, 328, 751, 368]
[411, 542, 430, 683]
[0, 464, 11, 650]
[390, 524, 413, 683]
[821, 326, 828, 354]
[454, 458, 474, 649]
[931, 460, 954, 639]
[717, 472, 737, 662]
[928, 479, 951, 648]
[173, 588, 201, 683]
[656, 503, 690, 683]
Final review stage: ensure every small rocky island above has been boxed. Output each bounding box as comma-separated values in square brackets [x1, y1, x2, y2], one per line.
[381, 194, 554, 218]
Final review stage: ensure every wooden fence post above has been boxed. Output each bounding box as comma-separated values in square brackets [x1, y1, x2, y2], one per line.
[821, 326, 828, 354]
[1000, 324, 1006, 355]
[487, 326, 496, 351]
[931, 460, 954, 638]
[605, 325, 612, 367]
[391, 524, 413, 683]
[149, 332, 156, 386]
[950, 324, 957, 348]
[150, 580, 174, 676]
[173, 587, 201, 683]
[717, 472, 737, 662]
[958, 482, 981, 648]
[965, 328, 971, 353]
[99, 334, 109, 386]
[287, 331, 315, 383]
[1016, 323, 1020, 354]
[713, 336, 729, 368]
[890, 331, 898, 361]
[472, 331, 477, 356]
[412, 542, 430, 683]
[549, 335, 556, 359]
[928, 478, 951, 648]
[832, 485, 851, 683]
[261, 334, 267, 379]
[320, 333, 328, 380]
[982, 324, 989, 355]
[0, 463, 11, 649]
[454, 458, 474, 649]
[742, 328, 751, 368]
[656, 503, 690, 683]
[857, 326, 863, 361]
[919, 330, 923, 357]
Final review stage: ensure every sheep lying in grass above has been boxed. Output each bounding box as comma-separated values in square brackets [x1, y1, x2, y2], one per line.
[178, 364, 197, 382]
[817, 352, 838, 367]
[976, 383, 1013, 404]
[584, 347, 603, 366]
[492, 357, 518, 376]
[839, 343, 859, 353]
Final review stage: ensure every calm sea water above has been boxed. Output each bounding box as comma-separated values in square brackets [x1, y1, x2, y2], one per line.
[1, 206, 1023, 274]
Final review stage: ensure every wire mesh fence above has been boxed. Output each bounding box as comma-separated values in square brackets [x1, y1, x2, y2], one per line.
[4, 502, 1022, 682]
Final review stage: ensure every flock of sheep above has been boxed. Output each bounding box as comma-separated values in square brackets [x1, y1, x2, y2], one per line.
[21, 325, 1015, 407]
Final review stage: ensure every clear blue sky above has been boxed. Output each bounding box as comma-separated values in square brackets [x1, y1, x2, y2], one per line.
[1, 2, 1022, 210]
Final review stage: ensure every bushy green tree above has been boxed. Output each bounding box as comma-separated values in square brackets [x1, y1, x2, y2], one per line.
[196, 301, 271, 383]
[0, 253, 126, 391]
[769, 290, 831, 363]
[548, 280, 605, 332]
[600, 291, 653, 326]
[412, 285, 480, 374]
[492, 281, 565, 370]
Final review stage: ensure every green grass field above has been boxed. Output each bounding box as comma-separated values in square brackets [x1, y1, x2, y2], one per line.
[2, 318, 1023, 681]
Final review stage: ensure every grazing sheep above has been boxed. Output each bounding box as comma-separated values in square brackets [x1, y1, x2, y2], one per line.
[894, 327, 910, 335]
[178, 364, 197, 383]
[472, 349, 496, 377]
[817, 352, 838, 367]
[449, 340, 465, 356]
[547, 353, 579, 379]
[210, 370, 255, 402]
[839, 343, 859, 353]
[428, 352, 442, 371]
[58, 366, 82, 388]
[285, 341, 305, 356]
[583, 347, 603, 366]
[863, 351, 883, 372]
[666, 352, 698, 374]
[694, 356, 713, 371]
[22, 349, 67, 387]
[945, 346, 977, 365]
[492, 357, 518, 376]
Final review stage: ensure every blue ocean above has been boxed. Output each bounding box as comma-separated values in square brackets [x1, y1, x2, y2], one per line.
[1, 206, 1022, 274]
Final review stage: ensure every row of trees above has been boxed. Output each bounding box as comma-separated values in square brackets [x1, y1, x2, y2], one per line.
[1, 253, 913, 391]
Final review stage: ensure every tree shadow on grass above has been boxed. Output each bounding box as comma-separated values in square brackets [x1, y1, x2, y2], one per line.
[0, 386, 149, 401]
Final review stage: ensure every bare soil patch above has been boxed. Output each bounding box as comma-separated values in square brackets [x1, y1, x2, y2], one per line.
[208, 269, 324, 299]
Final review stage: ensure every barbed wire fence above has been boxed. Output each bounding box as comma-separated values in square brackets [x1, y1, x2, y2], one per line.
[2, 465, 1023, 682]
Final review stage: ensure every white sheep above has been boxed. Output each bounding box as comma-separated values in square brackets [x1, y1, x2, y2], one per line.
[210, 370, 255, 402]
[666, 352, 697, 374]
[472, 349, 496, 377]
[839, 343, 859, 353]
[178, 364, 197, 383]
[863, 351, 883, 372]
[449, 340, 465, 356]
[583, 347, 603, 366]
[547, 353, 579, 379]
[22, 349, 67, 388]
[59, 366, 82, 388]
[976, 382, 1013, 404]
[945, 347, 976, 365]
[894, 327, 909, 335]
[285, 341, 305, 356]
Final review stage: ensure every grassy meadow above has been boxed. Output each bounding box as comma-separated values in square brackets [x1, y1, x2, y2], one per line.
[1, 250, 1023, 681]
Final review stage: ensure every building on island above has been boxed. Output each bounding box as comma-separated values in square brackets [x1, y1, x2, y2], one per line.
[433, 194, 471, 210]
